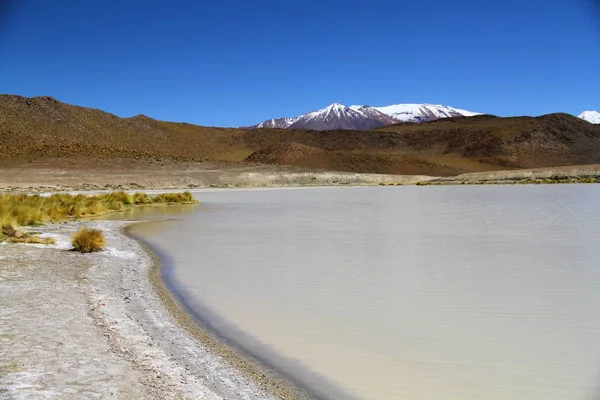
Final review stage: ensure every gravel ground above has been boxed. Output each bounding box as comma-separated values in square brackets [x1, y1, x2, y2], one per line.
[0, 160, 422, 193]
[0, 221, 280, 400]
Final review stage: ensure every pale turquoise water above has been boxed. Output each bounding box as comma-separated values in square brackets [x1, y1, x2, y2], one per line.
[126, 186, 600, 400]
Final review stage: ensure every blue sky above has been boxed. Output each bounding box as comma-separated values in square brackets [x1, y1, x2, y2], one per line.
[0, 0, 599, 127]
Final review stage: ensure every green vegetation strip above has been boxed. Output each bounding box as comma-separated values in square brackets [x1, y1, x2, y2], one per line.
[0, 191, 197, 244]
[416, 176, 600, 186]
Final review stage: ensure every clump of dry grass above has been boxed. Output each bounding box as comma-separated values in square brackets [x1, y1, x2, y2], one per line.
[0, 191, 197, 225]
[72, 227, 105, 253]
[152, 191, 195, 204]
[97, 191, 133, 206]
[0, 191, 197, 245]
[2, 219, 24, 239]
[0, 218, 56, 244]
[9, 235, 56, 245]
[133, 192, 153, 204]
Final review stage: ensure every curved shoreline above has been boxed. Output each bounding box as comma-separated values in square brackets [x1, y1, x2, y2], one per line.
[125, 224, 314, 400]
[2, 219, 282, 399]
[126, 220, 360, 400]
[0, 186, 352, 399]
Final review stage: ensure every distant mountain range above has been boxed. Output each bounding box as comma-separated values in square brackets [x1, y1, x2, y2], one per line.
[249, 103, 482, 130]
[250, 103, 600, 130]
[3, 94, 600, 176]
[579, 111, 600, 124]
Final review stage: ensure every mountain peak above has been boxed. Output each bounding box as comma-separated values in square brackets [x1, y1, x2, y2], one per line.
[320, 103, 349, 115]
[249, 102, 481, 130]
[578, 111, 600, 124]
[374, 104, 481, 123]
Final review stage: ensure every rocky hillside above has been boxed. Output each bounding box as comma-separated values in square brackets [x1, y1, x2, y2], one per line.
[244, 114, 600, 174]
[2, 95, 600, 176]
[0, 95, 247, 162]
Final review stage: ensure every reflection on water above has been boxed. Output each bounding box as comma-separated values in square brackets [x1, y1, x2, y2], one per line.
[127, 186, 600, 400]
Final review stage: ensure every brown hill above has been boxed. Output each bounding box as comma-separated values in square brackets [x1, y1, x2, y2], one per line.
[245, 143, 327, 164]
[2, 95, 600, 176]
[374, 113, 600, 169]
[0, 95, 249, 162]
[242, 113, 600, 175]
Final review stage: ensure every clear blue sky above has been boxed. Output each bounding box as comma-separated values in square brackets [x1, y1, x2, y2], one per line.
[1, 0, 599, 127]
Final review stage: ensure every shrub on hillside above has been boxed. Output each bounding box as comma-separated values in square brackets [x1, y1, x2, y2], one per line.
[72, 227, 106, 253]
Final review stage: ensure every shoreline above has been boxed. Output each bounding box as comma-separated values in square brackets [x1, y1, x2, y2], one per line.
[0, 187, 354, 399]
[3, 180, 600, 398]
[1, 207, 352, 400]
[0, 220, 286, 399]
[126, 223, 318, 400]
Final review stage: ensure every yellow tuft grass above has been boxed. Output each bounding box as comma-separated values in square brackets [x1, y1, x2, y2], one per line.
[9, 235, 56, 245]
[72, 227, 106, 253]
[152, 191, 195, 203]
[2, 218, 24, 238]
[0, 191, 198, 244]
[133, 192, 153, 204]
[0, 217, 56, 244]
[0, 191, 197, 225]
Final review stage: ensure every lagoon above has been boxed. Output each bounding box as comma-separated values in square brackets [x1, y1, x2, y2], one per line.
[126, 186, 600, 400]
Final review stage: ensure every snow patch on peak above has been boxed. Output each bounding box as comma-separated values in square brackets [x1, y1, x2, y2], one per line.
[374, 103, 481, 122]
[319, 103, 351, 113]
[324, 103, 348, 116]
[255, 116, 299, 129]
[578, 111, 600, 124]
[349, 105, 369, 111]
[250, 102, 482, 130]
[305, 103, 359, 119]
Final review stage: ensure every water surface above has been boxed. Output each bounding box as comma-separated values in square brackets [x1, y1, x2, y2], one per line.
[127, 186, 600, 400]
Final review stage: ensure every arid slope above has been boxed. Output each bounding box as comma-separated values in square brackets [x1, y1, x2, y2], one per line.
[0, 95, 249, 162]
[2, 95, 600, 176]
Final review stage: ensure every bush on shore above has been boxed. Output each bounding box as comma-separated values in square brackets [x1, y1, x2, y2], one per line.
[72, 227, 106, 253]
[0, 190, 197, 245]
[1, 218, 23, 239]
[0, 191, 198, 227]
[0, 217, 56, 244]
[98, 190, 133, 206]
[133, 192, 153, 204]
[153, 191, 195, 203]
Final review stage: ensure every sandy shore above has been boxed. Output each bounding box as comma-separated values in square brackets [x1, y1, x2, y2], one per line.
[0, 220, 301, 399]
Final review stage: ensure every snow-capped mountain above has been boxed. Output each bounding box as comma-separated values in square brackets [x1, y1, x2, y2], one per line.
[254, 117, 300, 129]
[348, 105, 402, 125]
[374, 104, 481, 123]
[250, 102, 481, 130]
[578, 111, 600, 124]
[286, 103, 397, 130]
